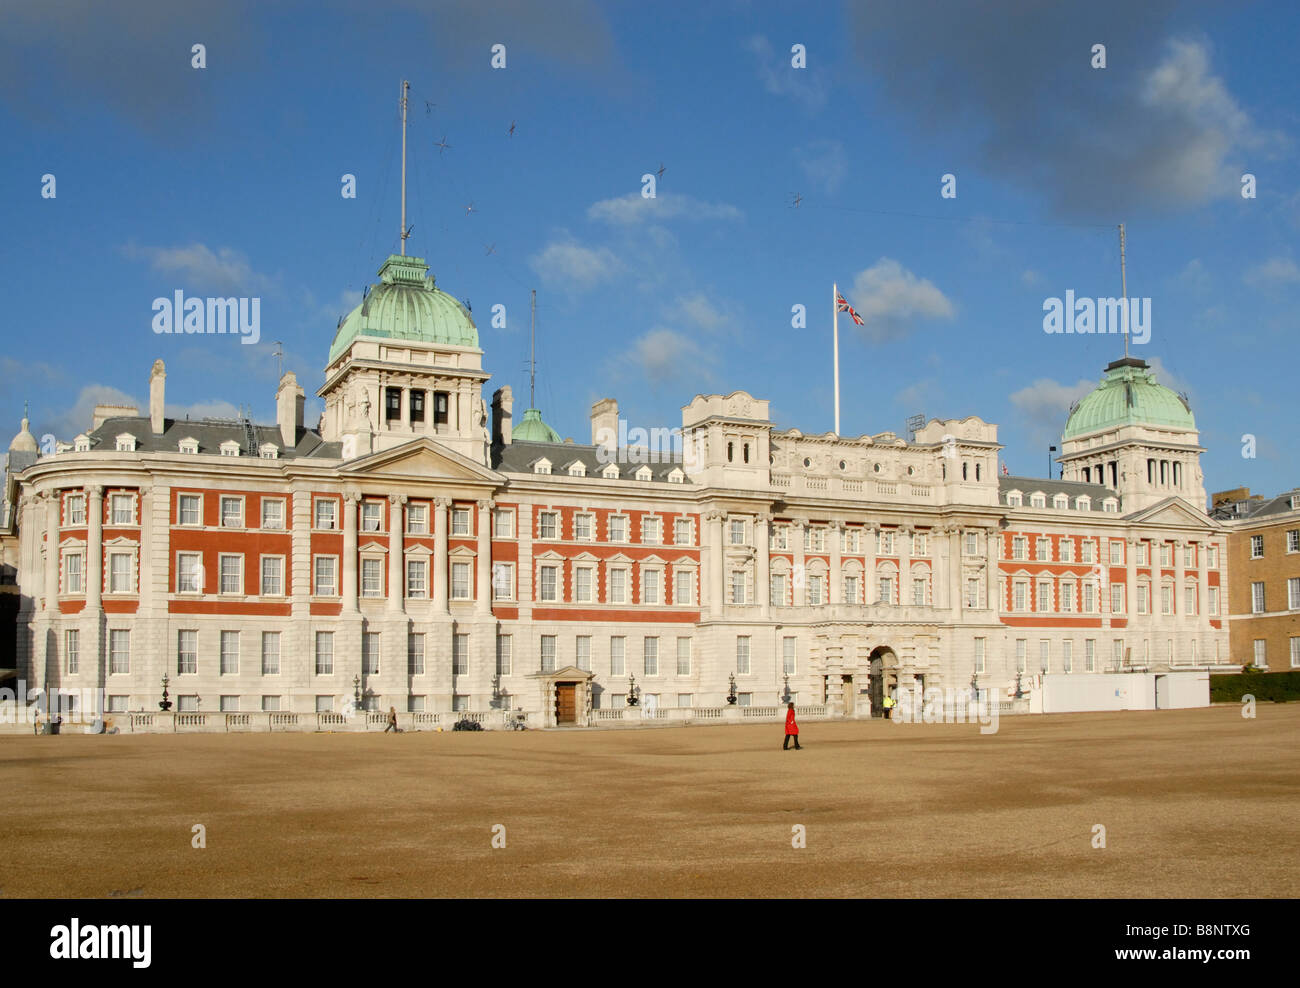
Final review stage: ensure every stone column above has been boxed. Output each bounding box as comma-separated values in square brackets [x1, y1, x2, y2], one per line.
[476, 499, 494, 615]
[387, 494, 406, 613]
[898, 524, 913, 606]
[86, 487, 104, 609]
[756, 512, 771, 620]
[1173, 538, 1185, 620]
[342, 492, 359, 613]
[864, 522, 877, 605]
[1126, 535, 1139, 623]
[43, 492, 59, 611]
[985, 527, 999, 611]
[706, 510, 724, 617]
[948, 526, 962, 619]
[434, 497, 451, 614]
[792, 517, 807, 606]
[829, 521, 843, 608]
[1196, 536, 1209, 629]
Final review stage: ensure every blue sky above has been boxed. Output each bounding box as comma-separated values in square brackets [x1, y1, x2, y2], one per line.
[2, 0, 1297, 501]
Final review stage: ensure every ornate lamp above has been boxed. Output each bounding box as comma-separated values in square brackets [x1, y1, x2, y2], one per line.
[727, 672, 737, 705]
[159, 673, 172, 712]
[626, 672, 640, 707]
[353, 675, 362, 711]
[782, 673, 791, 704]
[1014, 670, 1024, 698]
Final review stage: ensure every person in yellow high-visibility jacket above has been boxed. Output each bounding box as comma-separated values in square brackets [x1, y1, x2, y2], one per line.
[882, 694, 896, 720]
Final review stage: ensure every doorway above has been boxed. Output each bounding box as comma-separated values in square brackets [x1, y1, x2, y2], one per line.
[555, 683, 577, 724]
[841, 675, 855, 715]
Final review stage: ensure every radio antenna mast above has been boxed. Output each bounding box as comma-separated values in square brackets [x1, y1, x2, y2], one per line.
[1119, 223, 1128, 359]
[529, 289, 537, 408]
[400, 79, 410, 255]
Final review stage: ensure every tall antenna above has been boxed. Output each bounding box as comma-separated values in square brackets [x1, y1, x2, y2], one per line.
[272, 340, 284, 380]
[529, 289, 537, 408]
[400, 79, 410, 256]
[1118, 223, 1128, 359]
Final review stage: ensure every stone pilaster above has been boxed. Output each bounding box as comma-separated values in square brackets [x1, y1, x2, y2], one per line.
[342, 492, 359, 613]
[387, 494, 406, 614]
[433, 497, 451, 615]
[476, 499, 494, 616]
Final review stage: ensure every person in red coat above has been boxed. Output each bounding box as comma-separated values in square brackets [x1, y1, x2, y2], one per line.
[783, 702, 802, 750]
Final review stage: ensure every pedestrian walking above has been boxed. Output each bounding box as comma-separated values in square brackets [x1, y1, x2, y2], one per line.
[384, 706, 400, 733]
[783, 702, 802, 750]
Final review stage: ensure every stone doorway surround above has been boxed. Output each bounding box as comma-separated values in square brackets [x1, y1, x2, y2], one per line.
[527, 665, 595, 728]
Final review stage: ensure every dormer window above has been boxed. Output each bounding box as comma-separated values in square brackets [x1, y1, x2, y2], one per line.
[601, 463, 620, 479]
[178, 437, 199, 454]
[74, 434, 91, 452]
[533, 458, 552, 475]
[1053, 494, 1068, 510]
[1075, 496, 1091, 511]
[567, 461, 586, 477]
[1030, 493, 1046, 508]
[258, 443, 279, 459]
[115, 434, 136, 452]
[1006, 491, 1022, 507]
[219, 440, 240, 457]
[635, 465, 653, 482]
[1102, 498, 1118, 512]
[667, 467, 685, 484]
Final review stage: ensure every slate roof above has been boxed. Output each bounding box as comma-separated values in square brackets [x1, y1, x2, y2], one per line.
[998, 474, 1113, 511]
[1210, 489, 1300, 521]
[86, 416, 343, 459]
[494, 439, 689, 483]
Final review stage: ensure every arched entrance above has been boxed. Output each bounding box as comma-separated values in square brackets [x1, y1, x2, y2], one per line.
[868, 646, 899, 718]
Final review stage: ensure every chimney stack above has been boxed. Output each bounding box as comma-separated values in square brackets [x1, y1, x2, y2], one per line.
[492, 386, 513, 447]
[591, 398, 618, 456]
[149, 359, 166, 435]
[276, 371, 305, 449]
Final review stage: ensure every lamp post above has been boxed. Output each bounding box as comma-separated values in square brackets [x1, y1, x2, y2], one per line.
[727, 672, 737, 705]
[352, 675, 362, 712]
[626, 672, 640, 707]
[159, 673, 172, 712]
[782, 673, 791, 704]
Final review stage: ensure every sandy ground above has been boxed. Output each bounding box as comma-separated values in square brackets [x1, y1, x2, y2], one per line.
[1, 705, 1297, 898]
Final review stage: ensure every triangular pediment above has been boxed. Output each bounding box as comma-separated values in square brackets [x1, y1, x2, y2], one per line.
[1124, 496, 1218, 529]
[340, 437, 504, 485]
[527, 664, 594, 681]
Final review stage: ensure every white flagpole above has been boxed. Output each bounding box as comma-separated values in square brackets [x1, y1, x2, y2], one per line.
[833, 282, 841, 436]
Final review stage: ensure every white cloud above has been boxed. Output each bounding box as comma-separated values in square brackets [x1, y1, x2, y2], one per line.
[742, 34, 827, 111]
[529, 239, 622, 292]
[42, 384, 138, 440]
[848, 258, 956, 342]
[674, 293, 732, 334]
[1243, 256, 1300, 286]
[1009, 376, 1095, 433]
[795, 140, 847, 194]
[625, 328, 713, 386]
[1020, 269, 1042, 288]
[586, 192, 743, 226]
[121, 242, 275, 294]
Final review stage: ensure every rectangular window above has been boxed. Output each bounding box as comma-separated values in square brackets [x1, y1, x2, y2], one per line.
[451, 561, 471, 599]
[451, 507, 471, 536]
[66, 493, 86, 526]
[406, 503, 428, 534]
[1059, 539, 1073, 563]
[1062, 639, 1073, 674]
[730, 570, 745, 605]
[110, 494, 133, 525]
[220, 631, 239, 675]
[311, 556, 336, 597]
[1013, 536, 1027, 561]
[843, 575, 859, 604]
[1251, 582, 1265, 614]
[538, 511, 558, 540]
[913, 578, 927, 606]
[65, 629, 80, 675]
[770, 573, 786, 607]
[409, 633, 426, 675]
[878, 531, 895, 555]
[314, 499, 337, 530]
[361, 501, 383, 532]
[260, 556, 283, 596]
[63, 552, 83, 594]
[178, 494, 201, 526]
[1162, 585, 1173, 615]
[912, 533, 927, 556]
[1289, 577, 1300, 610]
[974, 637, 985, 674]
[1209, 586, 1219, 616]
[220, 696, 240, 713]
[261, 498, 284, 530]
[263, 696, 282, 712]
[643, 568, 661, 604]
[452, 634, 468, 675]
[608, 515, 627, 542]
[1081, 540, 1094, 564]
[1290, 637, 1300, 668]
[540, 565, 558, 602]
[1138, 542, 1149, 565]
[220, 496, 243, 528]
[1013, 582, 1027, 612]
[675, 569, 693, 606]
[261, 632, 280, 675]
[111, 633, 132, 675]
[675, 518, 692, 545]
[1111, 583, 1125, 614]
[314, 695, 332, 713]
[1253, 640, 1267, 667]
[540, 635, 556, 673]
[965, 578, 979, 608]
[576, 635, 592, 671]
[730, 519, 745, 545]
[678, 694, 693, 708]
[1159, 543, 1171, 567]
[964, 532, 978, 556]
[1036, 537, 1050, 561]
[610, 636, 626, 676]
[1015, 639, 1026, 673]
[783, 636, 797, 675]
[1113, 639, 1126, 670]
[1250, 535, 1264, 559]
[307, 631, 333, 678]
[361, 558, 383, 597]
[176, 630, 197, 675]
[644, 637, 659, 676]
[1082, 582, 1096, 613]
[494, 635, 511, 676]
[1185, 586, 1197, 615]
[1110, 541, 1124, 565]
[1039, 639, 1050, 673]
[1137, 585, 1149, 614]
[1184, 545, 1194, 568]
[735, 636, 750, 675]
[609, 568, 627, 605]
[676, 637, 692, 675]
[807, 574, 823, 606]
[1061, 582, 1075, 613]
[878, 576, 893, 605]
[641, 516, 662, 544]
[491, 562, 513, 601]
[407, 559, 427, 598]
[1288, 530, 1300, 554]
[1037, 582, 1052, 612]
[362, 632, 381, 675]
[574, 513, 593, 541]
[109, 552, 132, 593]
[1085, 639, 1096, 673]
[493, 509, 514, 538]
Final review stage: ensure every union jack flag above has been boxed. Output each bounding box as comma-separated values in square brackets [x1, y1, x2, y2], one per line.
[836, 292, 864, 326]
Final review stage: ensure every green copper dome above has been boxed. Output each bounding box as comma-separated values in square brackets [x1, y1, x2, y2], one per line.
[1063, 357, 1195, 440]
[328, 254, 478, 364]
[513, 407, 562, 443]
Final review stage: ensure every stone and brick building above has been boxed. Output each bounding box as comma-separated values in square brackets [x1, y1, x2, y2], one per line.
[0, 253, 1235, 727]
